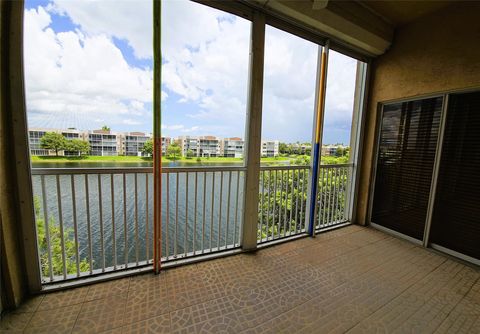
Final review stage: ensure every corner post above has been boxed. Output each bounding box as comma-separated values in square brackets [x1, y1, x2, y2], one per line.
[307, 43, 329, 236]
[241, 12, 265, 251]
[153, 0, 162, 273]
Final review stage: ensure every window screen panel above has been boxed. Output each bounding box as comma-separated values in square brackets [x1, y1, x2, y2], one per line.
[430, 91, 480, 260]
[371, 97, 443, 240]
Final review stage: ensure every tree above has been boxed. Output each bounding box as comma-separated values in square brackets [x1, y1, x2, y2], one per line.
[257, 165, 348, 240]
[186, 149, 194, 159]
[34, 197, 90, 277]
[40, 132, 67, 156]
[101, 125, 110, 131]
[167, 142, 181, 161]
[142, 139, 153, 156]
[335, 147, 345, 157]
[65, 139, 90, 155]
[258, 169, 308, 239]
[279, 142, 293, 155]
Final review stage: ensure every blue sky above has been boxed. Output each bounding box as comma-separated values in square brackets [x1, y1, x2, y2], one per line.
[24, 0, 357, 145]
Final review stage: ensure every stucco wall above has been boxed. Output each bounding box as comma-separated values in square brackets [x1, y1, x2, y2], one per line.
[356, 2, 480, 225]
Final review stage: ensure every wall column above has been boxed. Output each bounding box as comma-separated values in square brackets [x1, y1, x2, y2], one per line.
[241, 12, 265, 251]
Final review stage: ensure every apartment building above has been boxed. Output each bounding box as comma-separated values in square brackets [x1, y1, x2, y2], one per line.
[261, 140, 279, 157]
[28, 128, 173, 157]
[290, 143, 311, 155]
[28, 128, 278, 158]
[28, 127, 83, 156]
[123, 132, 151, 156]
[28, 129, 49, 156]
[199, 136, 221, 157]
[321, 144, 347, 156]
[161, 136, 171, 156]
[176, 136, 199, 156]
[88, 129, 120, 156]
[221, 137, 244, 158]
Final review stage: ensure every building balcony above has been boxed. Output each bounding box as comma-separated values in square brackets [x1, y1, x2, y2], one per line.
[1, 0, 479, 331]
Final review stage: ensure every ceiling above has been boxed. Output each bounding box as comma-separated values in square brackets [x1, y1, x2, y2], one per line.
[359, 0, 455, 27]
[247, 0, 455, 57]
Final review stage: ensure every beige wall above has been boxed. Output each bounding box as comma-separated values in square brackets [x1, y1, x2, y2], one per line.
[356, 2, 480, 225]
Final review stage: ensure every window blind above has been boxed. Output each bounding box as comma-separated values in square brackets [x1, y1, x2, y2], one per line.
[430, 91, 480, 260]
[371, 97, 443, 240]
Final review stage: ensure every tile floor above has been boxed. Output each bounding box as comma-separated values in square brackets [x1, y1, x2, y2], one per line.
[1, 225, 479, 333]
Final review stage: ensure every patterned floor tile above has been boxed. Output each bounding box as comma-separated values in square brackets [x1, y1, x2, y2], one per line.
[37, 286, 89, 310]
[27, 304, 81, 333]
[10, 225, 479, 334]
[73, 295, 127, 333]
[85, 277, 131, 301]
[0, 311, 33, 332]
[122, 313, 171, 333]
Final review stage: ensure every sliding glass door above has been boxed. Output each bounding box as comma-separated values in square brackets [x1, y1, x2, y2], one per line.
[430, 91, 480, 261]
[371, 97, 443, 240]
[371, 91, 480, 263]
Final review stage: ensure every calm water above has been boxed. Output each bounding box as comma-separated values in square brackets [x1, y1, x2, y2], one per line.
[32, 162, 245, 271]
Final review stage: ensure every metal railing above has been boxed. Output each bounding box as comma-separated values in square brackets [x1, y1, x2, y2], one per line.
[315, 164, 353, 229]
[162, 167, 244, 260]
[257, 165, 310, 243]
[32, 168, 153, 283]
[31, 163, 351, 283]
[31, 166, 245, 283]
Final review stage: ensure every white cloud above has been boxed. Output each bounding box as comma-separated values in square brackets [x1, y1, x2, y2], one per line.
[161, 90, 168, 101]
[50, 0, 153, 59]
[181, 126, 199, 133]
[123, 119, 142, 125]
[161, 1, 358, 143]
[24, 5, 153, 131]
[161, 0, 250, 132]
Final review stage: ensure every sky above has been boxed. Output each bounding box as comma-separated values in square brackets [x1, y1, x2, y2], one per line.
[24, 0, 358, 145]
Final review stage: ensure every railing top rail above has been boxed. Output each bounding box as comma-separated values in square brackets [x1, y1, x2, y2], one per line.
[31, 163, 352, 175]
[163, 166, 246, 172]
[319, 163, 354, 168]
[31, 167, 153, 175]
[31, 166, 247, 175]
[259, 165, 310, 171]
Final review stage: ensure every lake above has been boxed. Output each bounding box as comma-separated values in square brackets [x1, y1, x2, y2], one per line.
[32, 162, 246, 272]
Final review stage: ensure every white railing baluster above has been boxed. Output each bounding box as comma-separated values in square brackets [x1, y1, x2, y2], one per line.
[41, 176, 53, 281]
[174, 173, 179, 257]
[56, 175, 67, 279]
[98, 174, 105, 272]
[123, 173, 128, 268]
[184, 172, 189, 256]
[202, 171, 207, 253]
[145, 173, 149, 263]
[135, 173, 139, 265]
[193, 171, 198, 255]
[85, 175, 93, 274]
[218, 171, 223, 250]
[225, 171, 232, 248]
[71, 175, 80, 276]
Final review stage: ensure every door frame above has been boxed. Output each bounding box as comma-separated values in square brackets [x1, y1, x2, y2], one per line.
[368, 87, 480, 265]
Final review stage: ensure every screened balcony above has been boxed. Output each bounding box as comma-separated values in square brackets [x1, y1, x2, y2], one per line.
[1, 0, 479, 332]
